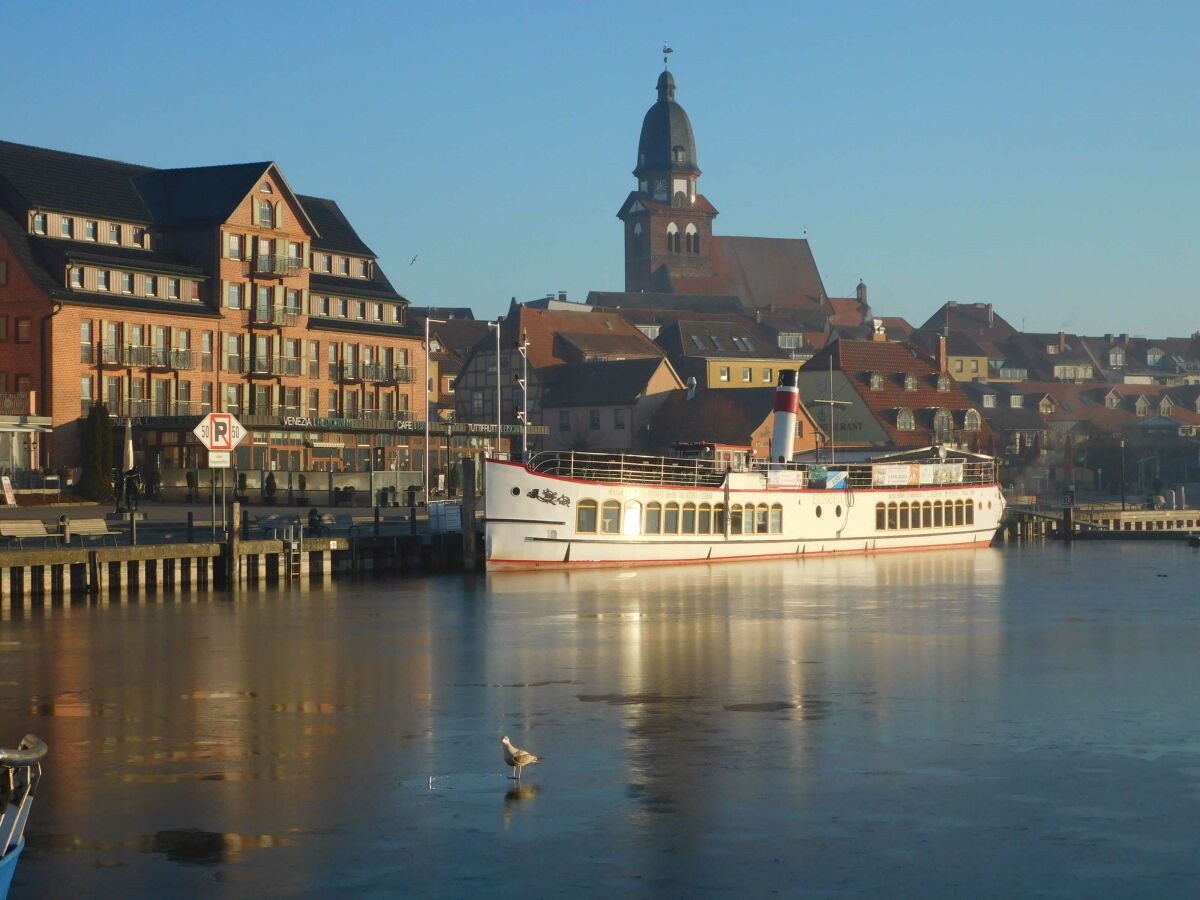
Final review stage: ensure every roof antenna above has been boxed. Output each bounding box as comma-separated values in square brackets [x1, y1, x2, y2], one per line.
[662, 43, 673, 69]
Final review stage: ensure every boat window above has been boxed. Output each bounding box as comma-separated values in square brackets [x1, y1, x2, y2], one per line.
[730, 504, 743, 534]
[664, 502, 680, 534]
[623, 501, 643, 535]
[770, 503, 783, 533]
[887, 502, 898, 530]
[699, 503, 712, 534]
[682, 502, 697, 534]
[577, 499, 598, 533]
[922, 501, 932, 528]
[933, 501, 943, 527]
[899, 502, 910, 529]
[756, 504, 769, 534]
[713, 504, 726, 533]
[955, 500, 965, 526]
[966, 501, 975, 525]
[876, 503, 886, 530]
[600, 500, 622, 534]
[743, 506, 756, 534]
[645, 502, 662, 534]
[815, 506, 822, 519]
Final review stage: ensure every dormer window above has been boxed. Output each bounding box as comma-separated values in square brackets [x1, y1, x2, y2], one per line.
[869, 372, 883, 390]
[904, 373, 917, 391]
[937, 373, 950, 391]
[1106, 394, 1120, 409]
[32, 213, 46, 234]
[982, 394, 996, 408]
[1109, 347, 1125, 367]
[1010, 395, 1023, 408]
[896, 408, 915, 430]
[933, 409, 954, 439]
[1147, 348, 1163, 366]
[963, 409, 981, 431]
[1046, 344, 1059, 355]
[672, 145, 685, 163]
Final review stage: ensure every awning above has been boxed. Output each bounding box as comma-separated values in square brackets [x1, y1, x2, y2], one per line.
[0, 424, 51, 433]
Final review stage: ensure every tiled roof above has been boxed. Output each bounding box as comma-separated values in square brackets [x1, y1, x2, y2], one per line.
[297, 195, 375, 256]
[135, 162, 272, 227]
[657, 319, 787, 359]
[642, 387, 778, 453]
[919, 302, 1017, 339]
[308, 271, 405, 303]
[586, 291, 744, 314]
[802, 339, 991, 447]
[430, 318, 491, 361]
[0, 139, 153, 220]
[539, 358, 677, 408]
[709, 236, 827, 310]
[499, 307, 663, 370]
[34, 236, 204, 276]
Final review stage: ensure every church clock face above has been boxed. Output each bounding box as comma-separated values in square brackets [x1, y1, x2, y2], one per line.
[653, 179, 667, 195]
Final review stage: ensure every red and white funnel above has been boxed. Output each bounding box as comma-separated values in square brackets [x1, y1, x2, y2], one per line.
[771, 370, 799, 464]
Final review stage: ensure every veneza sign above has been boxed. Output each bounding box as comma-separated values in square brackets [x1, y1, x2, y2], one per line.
[193, 413, 246, 468]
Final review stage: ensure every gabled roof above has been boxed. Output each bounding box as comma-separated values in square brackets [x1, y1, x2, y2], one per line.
[586, 291, 744, 314]
[709, 236, 827, 310]
[641, 386, 819, 454]
[802, 339, 990, 447]
[920, 302, 1017, 340]
[0, 139, 153, 221]
[135, 162, 273, 227]
[539, 358, 680, 408]
[499, 306, 664, 370]
[656, 319, 787, 359]
[298, 195, 374, 256]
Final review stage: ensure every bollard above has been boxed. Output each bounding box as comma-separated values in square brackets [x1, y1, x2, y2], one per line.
[59, 514, 71, 546]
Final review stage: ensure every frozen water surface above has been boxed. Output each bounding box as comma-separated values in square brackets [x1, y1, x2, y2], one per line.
[4, 543, 1200, 897]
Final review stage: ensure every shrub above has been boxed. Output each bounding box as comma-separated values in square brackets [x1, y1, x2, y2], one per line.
[77, 404, 114, 501]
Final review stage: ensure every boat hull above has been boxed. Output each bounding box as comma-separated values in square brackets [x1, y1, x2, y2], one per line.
[485, 459, 1005, 571]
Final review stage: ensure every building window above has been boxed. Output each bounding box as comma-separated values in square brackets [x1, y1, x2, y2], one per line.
[763, 368, 772, 383]
[719, 366, 730, 382]
[933, 409, 953, 439]
[286, 289, 300, 311]
[954, 359, 963, 373]
[33, 213, 47, 234]
[937, 373, 950, 391]
[323, 254, 333, 272]
[168, 279, 180, 299]
[588, 409, 600, 430]
[70, 266, 84, 288]
[741, 367, 752, 382]
[970, 360, 979, 373]
[359, 260, 370, 277]
[983, 394, 996, 408]
[259, 200, 274, 228]
[85, 221, 98, 241]
[145, 276, 157, 297]
[226, 283, 243, 308]
[373, 304, 384, 321]
[963, 409, 981, 431]
[15, 375, 30, 393]
[0, 317, 6, 341]
[227, 233, 243, 259]
[339, 299, 349, 317]
[904, 373, 917, 391]
[121, 273, 134, 293]
[61, 217, 74, 238]
[614, 409, 626, 430]
[896, 408, 914, 430]
[97, 270, 110, 291]
[15, 318, 32, 343]
[340, 257, 350, 275]
[108, 223, 120, 243]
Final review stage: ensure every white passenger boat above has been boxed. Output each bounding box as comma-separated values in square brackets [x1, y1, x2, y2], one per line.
[0, 734, 47, 899]
[484, 373, 1005, 571]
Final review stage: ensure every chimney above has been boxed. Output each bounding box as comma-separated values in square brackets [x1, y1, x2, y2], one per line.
[987, 303, 993, 327]
[1058, 331, 1066, 353]
[686, 376, 697, 400]
[558, 291, 567, 302]
[1104, 333, 1112, 343]
[872, 319, 887, 342]
[938, 334, 948, 372]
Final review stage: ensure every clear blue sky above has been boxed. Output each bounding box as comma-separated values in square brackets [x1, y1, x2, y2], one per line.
[6, 1, 1198, 334]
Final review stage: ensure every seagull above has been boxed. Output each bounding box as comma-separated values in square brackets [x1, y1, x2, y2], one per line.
[501, 736, 541, 780]
[409, 254, 419, 265]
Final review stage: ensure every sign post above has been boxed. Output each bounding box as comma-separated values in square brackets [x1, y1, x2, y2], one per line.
[194, 413, 246, 536]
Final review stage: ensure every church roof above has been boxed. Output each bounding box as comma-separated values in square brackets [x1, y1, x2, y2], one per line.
[709, 236, 828, 310]
[635, 70, 699, 178]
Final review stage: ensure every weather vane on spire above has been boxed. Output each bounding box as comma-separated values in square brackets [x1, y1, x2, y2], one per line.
[662, 43, 673, 69]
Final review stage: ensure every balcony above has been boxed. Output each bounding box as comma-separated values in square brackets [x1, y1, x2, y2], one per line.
[146, 348, 195, 370]
[99, 345, 123, 366]
[225, 355, 245, 374]
[249, 305, 301, 328]
[249, 356, 302, 377]
[245, 255, 302, 277]
[361, 363, 417, 384]
[121, 345, 154, 367]
[329, 361, 364, 383]
[0, 393, 31, 415]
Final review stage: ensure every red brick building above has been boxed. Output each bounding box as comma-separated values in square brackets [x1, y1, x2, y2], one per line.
[0, 140, 433, 486]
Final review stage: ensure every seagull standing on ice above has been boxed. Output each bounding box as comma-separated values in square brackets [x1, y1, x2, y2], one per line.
[501, 736, 541, 781]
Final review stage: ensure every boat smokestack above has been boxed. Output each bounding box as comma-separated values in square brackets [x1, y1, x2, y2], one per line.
[771, 370, 800, 464]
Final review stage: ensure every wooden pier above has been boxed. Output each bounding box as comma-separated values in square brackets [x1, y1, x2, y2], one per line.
[1001, 505, 1200, 542]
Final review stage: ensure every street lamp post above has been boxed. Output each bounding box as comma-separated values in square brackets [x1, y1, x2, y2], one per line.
[423, 316, 446, 506]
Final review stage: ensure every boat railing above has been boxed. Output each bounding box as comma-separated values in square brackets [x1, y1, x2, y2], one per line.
[1, 734, 46, 868]
[750, 458, 997, 488]
[525, 451, 728, 488]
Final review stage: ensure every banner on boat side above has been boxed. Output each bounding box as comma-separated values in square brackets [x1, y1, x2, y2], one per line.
[873, 463, 963, 487]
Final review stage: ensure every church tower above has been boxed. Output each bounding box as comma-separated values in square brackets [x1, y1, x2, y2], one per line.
[617, 68, 718, 292]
